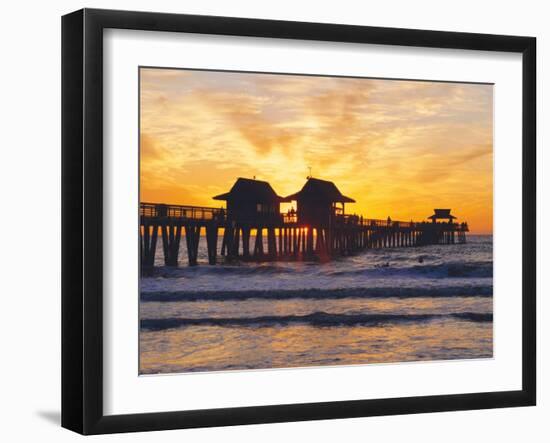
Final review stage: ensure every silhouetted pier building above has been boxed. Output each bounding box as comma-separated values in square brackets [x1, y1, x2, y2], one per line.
[427, 209, 466, 244]
[140, 177, 469, 269]
[213, 178, 285, 224]
[428, 209, 456, 223]
[285, 177, 355, 227]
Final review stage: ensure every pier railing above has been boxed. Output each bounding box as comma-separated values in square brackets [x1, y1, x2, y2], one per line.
[333, 214, 466, 230]
[140, 202, 223, 221]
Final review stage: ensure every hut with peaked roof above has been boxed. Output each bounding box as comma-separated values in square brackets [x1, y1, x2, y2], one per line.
[285, 177, 355, 227]
[213, 177, 287, 224]
[428, 209, 457, 223]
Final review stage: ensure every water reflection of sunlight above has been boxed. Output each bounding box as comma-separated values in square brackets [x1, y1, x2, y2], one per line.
[140, 319, 493, 374]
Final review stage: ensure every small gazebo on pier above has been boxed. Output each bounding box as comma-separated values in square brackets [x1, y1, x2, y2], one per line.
[285, 177, 355, 227]
[428, 209, 457, 223]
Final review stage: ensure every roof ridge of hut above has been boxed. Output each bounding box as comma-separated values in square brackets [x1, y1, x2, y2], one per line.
[212, 177, 287, 202]
[285, 177, 355, 203]
[428, 208, 457, 220]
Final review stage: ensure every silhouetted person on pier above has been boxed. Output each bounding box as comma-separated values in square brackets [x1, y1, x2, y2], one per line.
[287, 207, 296, 222]
[156, 204, 167, 217]
[387, 216, 392, 226]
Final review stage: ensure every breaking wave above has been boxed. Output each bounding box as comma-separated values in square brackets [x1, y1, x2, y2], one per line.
[141, 311, 493, 331]
[141, 285, 493, 302]
[323, 261, 492, 278]
[151, 260, 492, 279]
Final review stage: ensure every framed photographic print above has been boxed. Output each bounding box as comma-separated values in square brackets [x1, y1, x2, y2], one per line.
[61, 8, 536, 434]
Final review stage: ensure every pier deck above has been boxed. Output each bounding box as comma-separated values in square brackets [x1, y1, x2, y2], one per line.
[140, 202, 469, 268]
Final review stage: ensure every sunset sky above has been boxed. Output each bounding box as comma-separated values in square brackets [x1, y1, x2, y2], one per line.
[140, 68, 493, 234]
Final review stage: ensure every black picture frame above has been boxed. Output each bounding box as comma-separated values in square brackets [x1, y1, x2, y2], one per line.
[62, 8, 536, 435]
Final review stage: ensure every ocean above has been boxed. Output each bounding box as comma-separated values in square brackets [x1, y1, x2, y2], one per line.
[139, 235, 493, 374]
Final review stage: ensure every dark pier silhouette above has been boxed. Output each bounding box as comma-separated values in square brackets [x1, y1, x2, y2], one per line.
[140, 177, 469, 269]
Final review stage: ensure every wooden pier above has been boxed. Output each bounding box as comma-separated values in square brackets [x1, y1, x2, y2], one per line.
[140, 193, 469, 269]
